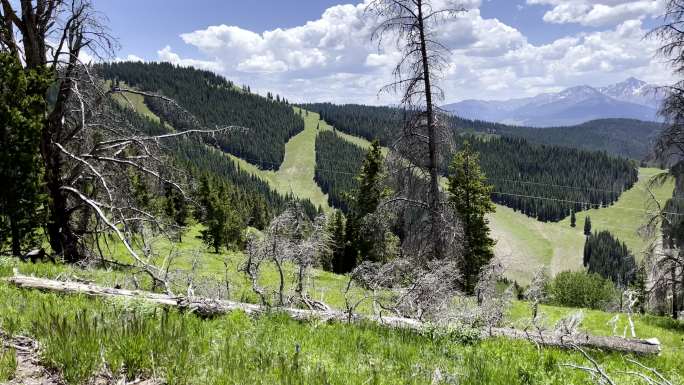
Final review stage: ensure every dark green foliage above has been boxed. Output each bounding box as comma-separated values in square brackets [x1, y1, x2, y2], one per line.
[0, 53, 50, 257]
[328, 210, 348, 274]
[453, 136, 637, 222]
[303, 103, 661, 160]
[314, 130, 367, 212]
[547, 271, 618, 310]
[447, 142, 496, 294]
[484, 119, 662, 161]
[583, 231, 637, 287]
[97, 62, 304, 170]
[343, 140, 387, 269]
[196, 176, 244, 253]
[570, 211, 576, 228]
[584, 216, 592, 236]
[115, 102, 318, 225]
[164, 184, 189, 229]
[303, 103, 638, 222]
[317, 134, 387, 272]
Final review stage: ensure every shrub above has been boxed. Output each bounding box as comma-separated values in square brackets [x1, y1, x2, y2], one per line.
[546, 271, 618, 310]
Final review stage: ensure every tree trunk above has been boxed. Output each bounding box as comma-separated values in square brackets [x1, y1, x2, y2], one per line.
[673, 266, 679, 319]
[4, 273, 663, 355]
[9, 215, 21, 258]
[416, 0, 441, 261]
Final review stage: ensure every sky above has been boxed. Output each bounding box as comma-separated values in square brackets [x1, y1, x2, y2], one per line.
[95, 0, 672, 104]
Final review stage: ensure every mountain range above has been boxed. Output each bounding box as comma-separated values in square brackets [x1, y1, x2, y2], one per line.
[442, 78, 662, 127]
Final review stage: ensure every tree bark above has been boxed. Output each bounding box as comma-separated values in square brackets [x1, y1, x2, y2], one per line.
[416, 0, 442, 261]
[4, 273, 662, 355]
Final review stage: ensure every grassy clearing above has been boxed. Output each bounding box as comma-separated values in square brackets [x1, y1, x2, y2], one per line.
[226, 108, 332, 213]
[107, 81, 163, 124]
[489, 168, 673, 283]
[558, 168, 674, 258]
[0, 277, 682, 385]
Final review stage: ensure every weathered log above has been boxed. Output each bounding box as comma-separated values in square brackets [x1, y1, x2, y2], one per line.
[4, 274, 661, 355]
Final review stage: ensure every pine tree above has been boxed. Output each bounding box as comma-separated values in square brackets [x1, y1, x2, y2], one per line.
[570, 211, 577, 228]
[584, 216, 592, 236]
[164, 184, 189, 241]
[447, 141, 496, 294]
[0, 53, 50, 257]
[197, 177, 245, 253]
[344, 140, 386, 267]
[329, 210, 347, 273]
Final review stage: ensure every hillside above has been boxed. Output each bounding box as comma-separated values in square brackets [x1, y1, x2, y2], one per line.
[2, 259, 683, 384]
[305, 118, 673, 282]
[106, 89, 673, 283]
[303, 103, 641, 222]
[304, 103, 662, 161]
[98, 62, 304, 170]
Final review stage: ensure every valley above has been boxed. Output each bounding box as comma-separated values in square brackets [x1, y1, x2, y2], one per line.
[3, 1, 684, 384]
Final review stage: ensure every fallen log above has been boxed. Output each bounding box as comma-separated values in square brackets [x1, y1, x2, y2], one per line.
[4, 273, 661, 355]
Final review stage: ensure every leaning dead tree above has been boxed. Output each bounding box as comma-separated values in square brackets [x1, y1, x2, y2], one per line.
[0, 1, 241, 288]
[367, 0, 466, 263]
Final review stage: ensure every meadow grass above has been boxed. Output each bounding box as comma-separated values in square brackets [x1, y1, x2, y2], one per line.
[487, 168, 673, 283]
[0, 278, 682, 385]
[0, 346, 16, 383]
[224, 108, 333, 213]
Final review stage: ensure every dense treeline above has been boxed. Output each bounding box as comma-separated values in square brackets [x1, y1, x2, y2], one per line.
[303, 103, 399, 144]
[303, 103, 662, 160]
[304, 103, 637, 222]
[464, 136, 638, 222]
[583, 231, 637, 287]
[314, 131, 367, 212]
[117, 104, 318, 225]
[98, 62, 304, 170]
[481, 119, 662, 162]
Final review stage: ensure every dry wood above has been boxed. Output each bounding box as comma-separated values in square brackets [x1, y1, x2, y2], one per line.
[4, 274, 661, 355]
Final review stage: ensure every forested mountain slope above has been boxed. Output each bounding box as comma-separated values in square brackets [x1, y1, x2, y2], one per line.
[305, 103, 638, 222]
[98, 62, 304, 170]
[315, 131, 367, 212]
[113, 91, 319, 223]
[303, 103, 661, 160]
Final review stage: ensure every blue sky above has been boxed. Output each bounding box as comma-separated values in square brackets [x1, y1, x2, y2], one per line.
[95, 0, 670, 104]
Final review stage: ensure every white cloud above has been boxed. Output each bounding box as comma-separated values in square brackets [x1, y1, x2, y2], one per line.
[527, 0, 665, 27]
[159, 1, 673, 104]
[115, 54, 144, 62]
[157, 45, 223, 72]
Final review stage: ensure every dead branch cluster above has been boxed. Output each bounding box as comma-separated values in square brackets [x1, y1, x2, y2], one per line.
[242, 205, 332, 310]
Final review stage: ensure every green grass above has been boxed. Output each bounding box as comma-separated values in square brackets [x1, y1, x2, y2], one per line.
[0, 346, 16, 383]
[108, 81, 164, 124]
[226, 108, 332, 213]
[0, 277, 682, 385]
[558, 168, 674, 259]
[489, 168, 673, 283]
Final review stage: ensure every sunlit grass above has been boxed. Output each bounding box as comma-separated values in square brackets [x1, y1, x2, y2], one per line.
[0, 280, 682, 385]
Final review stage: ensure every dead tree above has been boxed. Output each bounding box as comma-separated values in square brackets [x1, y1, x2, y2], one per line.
[241, 206, 332, 309]
[0, 1, 242, 290]
[367, 0, 466, 262]
[641, 0, 684, 319]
